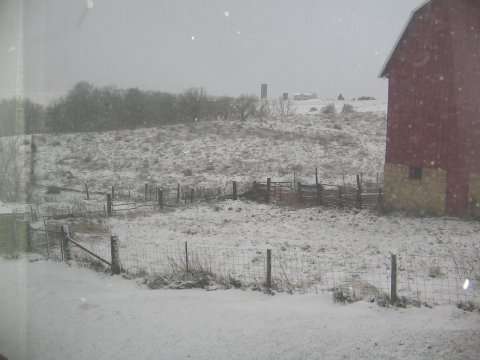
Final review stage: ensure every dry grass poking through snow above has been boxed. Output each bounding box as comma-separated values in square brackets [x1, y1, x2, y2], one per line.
[32, 111, 386, 197]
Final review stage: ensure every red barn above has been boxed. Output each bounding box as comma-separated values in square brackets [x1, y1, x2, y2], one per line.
[380, 0, 480, 217]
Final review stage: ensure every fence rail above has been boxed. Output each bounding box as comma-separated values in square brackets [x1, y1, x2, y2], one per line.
[251, 176, 382, 209]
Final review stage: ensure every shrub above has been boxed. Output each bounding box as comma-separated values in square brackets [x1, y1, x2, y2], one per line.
[428, 266, 444, 278]
[457, 301, 479, 312]
[341, 104, 355, 113]
[46, 185, 61, 194]
[321, 103, 336, 115]
[291, 164, 303, 172]
[183, 169, 193, 176]
[332, 279, 388, 305]
[309, 107, 318, 112]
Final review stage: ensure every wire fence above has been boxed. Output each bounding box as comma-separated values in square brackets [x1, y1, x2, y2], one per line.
[29, 227, 112, 271]
[24, 224, 480, 307]
[112, 241, 480, 306]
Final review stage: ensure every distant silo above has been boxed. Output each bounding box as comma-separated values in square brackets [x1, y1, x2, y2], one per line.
[261, 84, 267, 99]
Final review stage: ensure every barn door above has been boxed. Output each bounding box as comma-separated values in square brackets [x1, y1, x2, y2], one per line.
[445, 171, 469, 217]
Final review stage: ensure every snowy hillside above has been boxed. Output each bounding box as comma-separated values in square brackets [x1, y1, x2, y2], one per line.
[32, 100, 387, 201]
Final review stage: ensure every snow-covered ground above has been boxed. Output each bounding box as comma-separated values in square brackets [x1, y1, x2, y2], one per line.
[294, 98, 387, 115]
[49, 199, 478, 305]
[1, 256, 479, 360]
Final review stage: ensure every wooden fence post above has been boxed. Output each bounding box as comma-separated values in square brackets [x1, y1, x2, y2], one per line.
[233, 181, 238, 200]
[266, 249, 272, 289]
[190, 188, 195, 203]
[356, 174, 363, 209]
[338, 186, 342, 207]
[391, 254, 398, 304]
[85, 184, 90, 200]
[158, 189, 164, 209]
[107, 194, 112, 217]
[185, 242, 189, 272]
[177, 184, 180, 204]
[297, 181, 303, 202]
[10, 216, 17, 254]
[26, 222, 32, 253]
[315, 168, 320, 204]
[145, 184, 148, 200]
[110, 235, 121, 275]
[61, 225, 71, 261]
[378, 187, 384, 212]
[266, 178, 271, 203]
[111, 186, 115, 201]
[44, 221, 50, 258]
[253, 181, 257, 191]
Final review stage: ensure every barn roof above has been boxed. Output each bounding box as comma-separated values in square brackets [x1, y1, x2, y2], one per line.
[379, 0, 432, 78]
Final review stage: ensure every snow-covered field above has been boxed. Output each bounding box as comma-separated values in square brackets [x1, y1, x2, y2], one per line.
[46, 199, 477, 305]
[1, 256, 479, 360]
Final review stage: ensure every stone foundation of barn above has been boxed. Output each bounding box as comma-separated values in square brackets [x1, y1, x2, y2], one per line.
[384, 163, 480, 217]
[468, 174, 480, 219]
[383, 163, 447, 215]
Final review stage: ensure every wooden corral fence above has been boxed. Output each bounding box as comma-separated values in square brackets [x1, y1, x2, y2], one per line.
[30, 171, 383, 221]
[245, 173, 383, 210]
[106, 182, 241, 216]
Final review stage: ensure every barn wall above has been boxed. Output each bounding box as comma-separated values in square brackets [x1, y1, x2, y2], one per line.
[451, 1, 480, 174]
[384, 163, 446, 215]
[385, 0, 455, 170]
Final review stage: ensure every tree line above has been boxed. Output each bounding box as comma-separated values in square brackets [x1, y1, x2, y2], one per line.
[0, 82, 269, 135]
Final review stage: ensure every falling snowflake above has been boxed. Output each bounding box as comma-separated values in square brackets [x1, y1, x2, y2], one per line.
[86, 0, 94, 9]
[224, 11, 230, 17]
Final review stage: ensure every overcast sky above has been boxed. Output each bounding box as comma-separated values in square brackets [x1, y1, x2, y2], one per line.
[0, 0, 426, 104]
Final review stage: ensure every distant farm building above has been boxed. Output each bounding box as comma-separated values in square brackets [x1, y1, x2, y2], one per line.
[293, 93, 317, 101]
[380, 0, 480, 217]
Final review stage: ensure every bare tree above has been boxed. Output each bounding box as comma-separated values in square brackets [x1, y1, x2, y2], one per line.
[178, 87, 207, 121]
[256, 100, 272, 120]
[214, 96, 235, 120]
[234, 95, 258, 121]
[272, 97, 295, 117]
